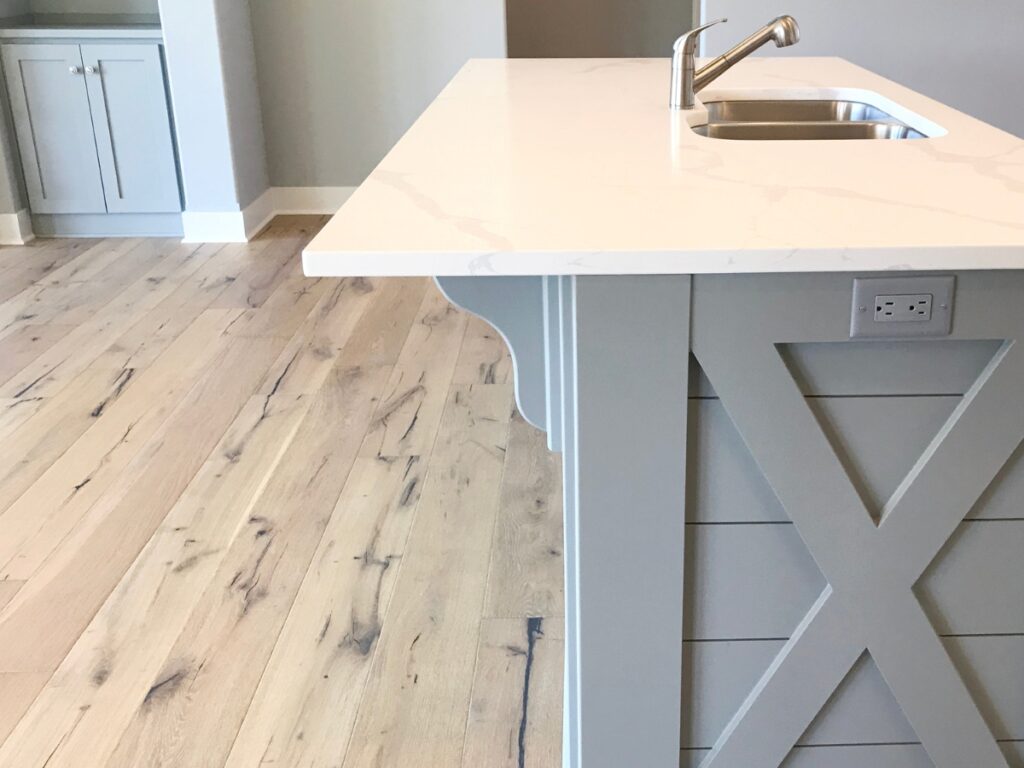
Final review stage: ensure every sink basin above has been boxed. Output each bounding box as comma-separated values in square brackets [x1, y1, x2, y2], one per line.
[693, 121, 925, 140]
[704, 99, 899, 123]
[693, 98, 927, 141]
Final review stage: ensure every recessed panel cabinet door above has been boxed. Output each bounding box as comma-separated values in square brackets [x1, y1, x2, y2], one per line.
[81, 44, 182, 213]
[1, 43, 107, 214]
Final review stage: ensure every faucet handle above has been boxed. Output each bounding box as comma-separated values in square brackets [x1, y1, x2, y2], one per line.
[672, 17, 727, 56]
[671, 17, 727, 109]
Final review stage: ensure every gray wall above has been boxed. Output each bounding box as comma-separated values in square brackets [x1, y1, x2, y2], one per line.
[703, 0, 1024, 138]
[248, 0, 507, 188]
[215, 0, 269, 207]
[506, 0, 693, 58]
[0, 0, 28, 15]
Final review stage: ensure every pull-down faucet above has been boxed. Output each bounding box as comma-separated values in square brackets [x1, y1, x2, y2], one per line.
[670, 15, 801, 109]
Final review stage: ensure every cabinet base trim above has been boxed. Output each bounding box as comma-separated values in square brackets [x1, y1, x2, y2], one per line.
[32, 212, 183, 238]
[0, 209, 34, 244]
[183, 186, 355, 244]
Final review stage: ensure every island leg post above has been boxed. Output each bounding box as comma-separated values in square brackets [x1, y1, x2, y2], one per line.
[562, 275, 691, 768]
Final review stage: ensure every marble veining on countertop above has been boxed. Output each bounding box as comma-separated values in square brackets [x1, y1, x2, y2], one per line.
[304, 57, 1024, 277]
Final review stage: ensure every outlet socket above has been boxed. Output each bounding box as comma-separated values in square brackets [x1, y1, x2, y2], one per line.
[851, 276, 955, 338]
[875, 293, 933, 323]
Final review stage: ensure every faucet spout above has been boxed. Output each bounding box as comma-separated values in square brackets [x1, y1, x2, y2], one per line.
[670, 15, 801, 110]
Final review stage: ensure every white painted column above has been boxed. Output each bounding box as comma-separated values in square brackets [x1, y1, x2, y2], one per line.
[158, 0, 270, 241]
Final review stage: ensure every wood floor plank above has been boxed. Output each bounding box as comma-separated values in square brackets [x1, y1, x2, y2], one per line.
[0, 335, 287, 744]
[454, 315, 514, 385]
[0, 398, 44, 444]
[0, 324, 74, 389]
[223, 453, 426, 768]
[87, 234, 314, 372]
[0, 391, 313, 768]
[0, 240, 93, 304]
[0, 309, 240, 581]
[342, 384, 514, 768]
[0, 582, 22, 613]
[0, 241, 211, 400]
[0, 366, 138, 515]
[334, 277, 428, 367]
[254, 276, 378, 397]
[0, 673, 50, 743]
[359, 286, 468, 457]
[485, 412, 564, 619]
[462, 617, 564, 768]
[37, 238, 144, 286]
[104, 363, 392, 768]
[57, 239, 182, 324]
[224, 273, 330, 340]
[0, 222, 569, 767]
[0, 239, 179, 341]
[210, 216, 321, 309]
[86, 242, 235, 371]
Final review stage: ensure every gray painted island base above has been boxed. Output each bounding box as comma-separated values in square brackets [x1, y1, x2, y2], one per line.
[435, 272, 1024, 768]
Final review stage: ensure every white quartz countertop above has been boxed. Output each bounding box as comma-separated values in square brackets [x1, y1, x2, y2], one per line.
[304, 57, 1024, 277]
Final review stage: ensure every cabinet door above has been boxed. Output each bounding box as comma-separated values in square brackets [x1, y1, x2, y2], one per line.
[81, 44, 182, 213]
[0, 43, 107, 214]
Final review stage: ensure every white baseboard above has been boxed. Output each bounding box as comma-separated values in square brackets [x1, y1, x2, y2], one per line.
[182, 186, 355, 244]
[0, 208, 34, 245]
[270, 186, 355, 215]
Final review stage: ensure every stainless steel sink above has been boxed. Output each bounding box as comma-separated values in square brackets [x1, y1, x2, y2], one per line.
[693, 99, 927, 141]
[693, 121, 925, 140]
[704, 99, 898, 123]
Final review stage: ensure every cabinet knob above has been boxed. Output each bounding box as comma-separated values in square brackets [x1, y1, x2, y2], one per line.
[85, 66, 98, 75]
[69, 65, 82, 75]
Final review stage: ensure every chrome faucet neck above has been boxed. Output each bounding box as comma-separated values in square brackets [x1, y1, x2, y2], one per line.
[671, 15, 801, 110]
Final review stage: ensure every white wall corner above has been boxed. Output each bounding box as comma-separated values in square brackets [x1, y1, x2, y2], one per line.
[0, 208, 34, 245]
[182, 186, 355, 244]
[241, 187, 279, 241]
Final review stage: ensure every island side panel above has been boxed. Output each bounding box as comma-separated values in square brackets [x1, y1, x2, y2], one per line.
[686, 272, 1024, 768]
[570, 275, 690, 768]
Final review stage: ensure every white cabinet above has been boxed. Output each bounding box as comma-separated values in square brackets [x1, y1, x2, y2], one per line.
[1, 41, 181, 215]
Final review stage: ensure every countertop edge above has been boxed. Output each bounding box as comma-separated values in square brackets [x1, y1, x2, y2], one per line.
[302, 245, 1024, 278]
[0, 27, 163, 40]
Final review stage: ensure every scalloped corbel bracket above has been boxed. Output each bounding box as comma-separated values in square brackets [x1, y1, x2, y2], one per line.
[435, 276, 557, 448]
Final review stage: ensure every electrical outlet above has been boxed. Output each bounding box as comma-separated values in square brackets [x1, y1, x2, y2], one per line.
[851, 276, 955, 338]
[874, 293, 933, 323]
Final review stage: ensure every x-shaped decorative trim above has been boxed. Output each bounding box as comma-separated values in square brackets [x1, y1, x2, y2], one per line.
[692, 335, 1024, 768]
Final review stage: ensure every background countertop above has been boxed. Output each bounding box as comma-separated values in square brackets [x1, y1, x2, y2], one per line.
[0, 14, 162, 39]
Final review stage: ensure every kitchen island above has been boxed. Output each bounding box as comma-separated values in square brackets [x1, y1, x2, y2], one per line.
[305, 57, 1024, 768]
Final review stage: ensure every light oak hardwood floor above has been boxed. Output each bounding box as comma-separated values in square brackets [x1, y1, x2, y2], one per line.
[0, 217, 564, 768]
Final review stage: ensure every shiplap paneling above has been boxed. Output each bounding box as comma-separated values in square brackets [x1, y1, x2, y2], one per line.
[687, 396, 962, 523]
[688, 520, 1024, 639]
[683, 638, 1024, 748]
[690, 340, 1000, 398]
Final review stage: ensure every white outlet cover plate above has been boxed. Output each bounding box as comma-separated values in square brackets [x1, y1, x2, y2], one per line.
[850, 276, 955, 338]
